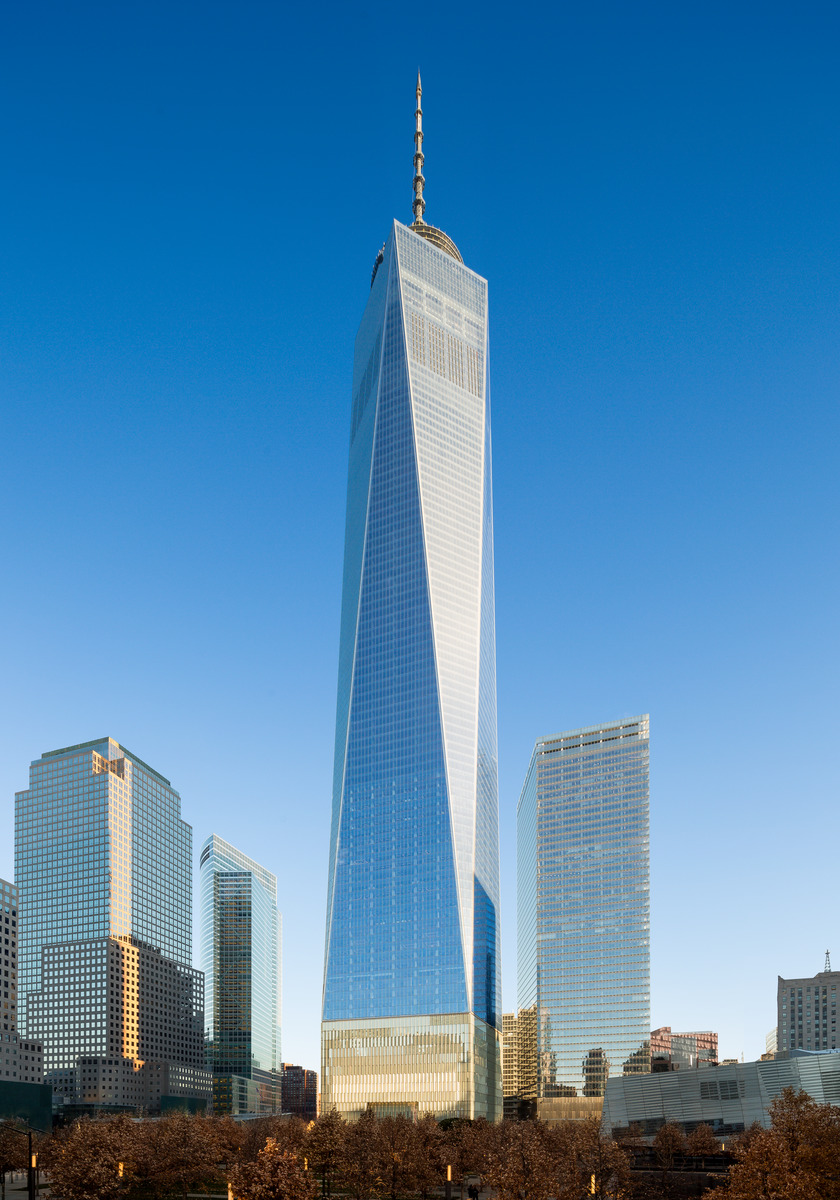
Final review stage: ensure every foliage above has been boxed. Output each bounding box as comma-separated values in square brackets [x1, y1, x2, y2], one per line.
[339, 1107, 385, 1200]
[42, 1114, 135, 1200]
[128, 1111, 223, 1199]
[0, 1123, 28, 1200]
[305, 1108, 345, 1197]
[229, 1138, 317, 1200]
[704, 1087, 840, 1200]
[685, 1123, 718, 1156]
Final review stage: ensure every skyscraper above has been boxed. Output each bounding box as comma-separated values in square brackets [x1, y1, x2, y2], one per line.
[199, 834, 282, 1114]
[15, 738, 210, 1110]
[517, 718, 650, 1121]
[321, 76, 501, 1120]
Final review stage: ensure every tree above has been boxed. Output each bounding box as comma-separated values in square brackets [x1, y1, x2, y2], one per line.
[306, 1109, 346, 1198]
[558, 1119, 632, 1200]
[377, 1115, 429, 1200]
[43, 1116, 135, 1200]
[652, 1122, 685, 1192]
[482, 1120, 575, 1200]
[129, 1111, 223, 1200]
[705, 1088, 840, 1200]
[229, 1139, 317, 1200]
[413, 1114, 447, 1200]
[0, 1124, 28, 1200]
[685, 1122, 718, 1156]
[339, 1108, 384, 1200]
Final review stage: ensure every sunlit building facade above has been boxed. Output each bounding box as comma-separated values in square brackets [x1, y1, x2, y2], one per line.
[199, 834, 281, 1113]
[517, 718, 650, 1121]
[14, 738, 210, 1109]
[321, 78, 501, 1120]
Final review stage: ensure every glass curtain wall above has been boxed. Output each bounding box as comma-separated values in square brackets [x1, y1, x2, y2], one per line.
[517, 718, 650, 1120]
[322, 220, 501, 1120]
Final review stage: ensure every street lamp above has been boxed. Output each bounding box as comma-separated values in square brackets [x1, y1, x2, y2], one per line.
[0, 1123, 46, 1200]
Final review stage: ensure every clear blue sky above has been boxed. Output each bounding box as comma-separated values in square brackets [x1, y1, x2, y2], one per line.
[1, 0, 838, 1073]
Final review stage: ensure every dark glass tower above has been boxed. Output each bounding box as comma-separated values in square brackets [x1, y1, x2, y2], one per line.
[321, 77, 501, 1119]
[199, 835, 281, 1114]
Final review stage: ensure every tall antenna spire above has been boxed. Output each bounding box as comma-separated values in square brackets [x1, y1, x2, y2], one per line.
[413, 71, 425, 225]
[826, 950, 832, 973]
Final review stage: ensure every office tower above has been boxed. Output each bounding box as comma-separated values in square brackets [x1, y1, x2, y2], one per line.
[517, 717, 650, 1121]
[14, 738, 210, 1110]
[650, 1027, 718, 1071]
[199, 834, 281, 1114]
[280, 1063, 318, 1120]
[321, 76, 501, 1120]
[777, 954, 838, 1054]
[0, 877, 44, 1086]
[501, 1012, 520, 1119]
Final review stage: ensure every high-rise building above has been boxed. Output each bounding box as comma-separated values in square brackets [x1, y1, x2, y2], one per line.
[199, 834, 281, 1114]
[777, 955, 838, 1054]
[0, 877, 44, 1086]
[321, 76, 501, 1120]
[280, 1062, 318, 1120]
[502, 1012, 520, 1119]
[517, 718, 650, 1121]
[650, 1027, 718, 1071]
[14, 738, 210, 1110]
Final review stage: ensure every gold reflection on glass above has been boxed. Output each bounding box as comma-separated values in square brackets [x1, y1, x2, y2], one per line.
[322, 1015, 500, 1120]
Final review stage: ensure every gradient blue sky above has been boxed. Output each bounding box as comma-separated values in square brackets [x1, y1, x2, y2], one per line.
[1, 0, 838, 1074]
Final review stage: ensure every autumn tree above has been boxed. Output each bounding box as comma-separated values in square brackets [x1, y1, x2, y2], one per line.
[652, 1122, 685, 1192]
[377, 1115, 434, 1200]
[43, 1115, 135, 1200]
[705, 1087, 840, 1200]
[482, 1119, 578, 1200]
[229, 1138, 317, 1200]
[0, 1123, 28, 1200]
[129, 1111, 223, 1199]
[557, 1118, 632, 1200]
[685, 1122, 718, 1156]
[306, 1109, 346, 1198]
[413, 1114, 447, 1199]
[339, 1108, 384, 1200]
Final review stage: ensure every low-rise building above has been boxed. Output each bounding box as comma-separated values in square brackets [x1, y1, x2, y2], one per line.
[602, 1050, 840, 1140]
[650, 1027, 718, 1071]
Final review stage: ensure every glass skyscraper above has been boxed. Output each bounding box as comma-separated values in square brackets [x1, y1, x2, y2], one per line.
[321, 77, 501, 1120]
[199, 834, 281, 1113]
[517, 717, 650, 1121]
[14, 737, 210, 1109]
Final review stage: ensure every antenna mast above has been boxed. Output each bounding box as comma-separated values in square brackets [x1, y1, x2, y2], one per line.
[412, 72, 426, 224]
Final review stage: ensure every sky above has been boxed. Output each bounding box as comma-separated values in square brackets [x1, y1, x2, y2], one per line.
[1, 0, 838, 1075]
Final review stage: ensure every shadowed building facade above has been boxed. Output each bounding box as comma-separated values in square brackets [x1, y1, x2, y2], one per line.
[321, 77, 501, 1120]
[200, 834, 281, 1114]
[517, 718, 650, 1121]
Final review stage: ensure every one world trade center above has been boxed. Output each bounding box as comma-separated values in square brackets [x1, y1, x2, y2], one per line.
[321, 76, 501, 1119]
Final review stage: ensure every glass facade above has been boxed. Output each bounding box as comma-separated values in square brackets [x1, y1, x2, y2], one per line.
[14, 738, 210, 1109]
[517, 718, 650, 1120]
[199, 834, 281, 1113]
[322, 220, 501, 1119]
